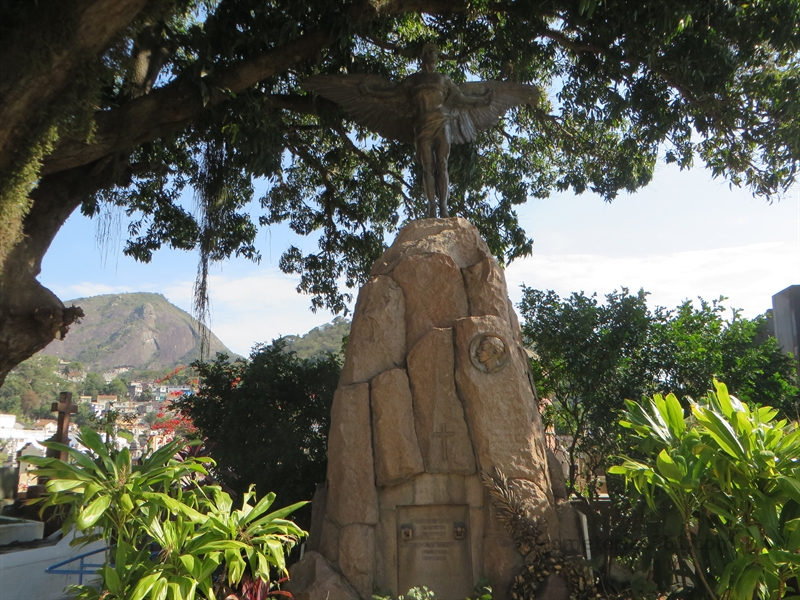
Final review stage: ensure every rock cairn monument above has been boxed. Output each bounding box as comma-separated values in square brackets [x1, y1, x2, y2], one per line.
[289, 218, 567, 600]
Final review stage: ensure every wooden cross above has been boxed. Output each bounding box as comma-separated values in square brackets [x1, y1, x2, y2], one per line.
[49, 391, 78, 461]
[432, 424, 455, 461]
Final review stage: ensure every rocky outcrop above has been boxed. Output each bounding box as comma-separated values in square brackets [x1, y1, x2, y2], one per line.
[291, 218, 558, 600]
[39, 292, 232, 370]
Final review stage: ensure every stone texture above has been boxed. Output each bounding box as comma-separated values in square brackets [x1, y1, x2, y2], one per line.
[483, 502, 524, 600]
[371, 217, 491, 275]
[463, 256, 511, 323]
[375, 509, 398, 595]
[340, 275, 406, 386]
[371, 369, 424, 486]
[555, 500, 583, 557]
[392, 252, 469, 351]
[407, 328, 475, 474]
[510, 478, 560, 542]
[378, 479, 414, 510]
[326, 383, 378, 525]
[317, 517, 340, 563]
[465, 474, 485, 508]
[547, 448, 568, 500]
[412, 473, 466, 505]
[454, 315, 551, 485]
[339, 524, 375, 599]
[287, 551, 359, 600]
[305, 483, 327, 552]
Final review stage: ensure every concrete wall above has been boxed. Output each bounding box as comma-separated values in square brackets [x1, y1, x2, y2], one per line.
[0, 530, 104, 600]
[772, 285, 800, 380]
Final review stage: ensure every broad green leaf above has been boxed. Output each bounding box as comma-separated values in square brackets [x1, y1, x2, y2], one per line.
[768, 548, 800, 566]
[757, 406, 779, 424]
[119, 493, 134, 513]
[179, 554, 197, 578]
[103, 564, 121, 595]
[778, 477, 800, 505]
[705, 501, 734, 521]
[731, 563, 762, 600]
[46, 479, 84, 493]
[76, 495, 111, 529]
[664, 393, 685, 436]
[694, 406, 746, 460]
[130, 573, 161, 600]
[712, 379, 734, 418]
[656, 449, 684, 483]
[78, 427, 109, 458]
[258, 500, 310, 522]
[152, 577, 169, 600]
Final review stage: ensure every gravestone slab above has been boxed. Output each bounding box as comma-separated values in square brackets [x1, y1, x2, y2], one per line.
[397, 504, 473, 600]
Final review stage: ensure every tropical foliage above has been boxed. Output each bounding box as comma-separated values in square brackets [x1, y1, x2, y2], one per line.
[520, 288, 798, 493]
[519, 288, 798, 584]
[28, 426, 306, 600]
[610, 381, 800, 599]
[175, 340, 341, 527]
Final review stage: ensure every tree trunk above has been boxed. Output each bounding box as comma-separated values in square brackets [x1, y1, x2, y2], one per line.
[0, 161, 123, 386]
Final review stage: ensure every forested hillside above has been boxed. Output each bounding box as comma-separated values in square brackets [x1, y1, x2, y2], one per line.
[282, 317, 350, 360]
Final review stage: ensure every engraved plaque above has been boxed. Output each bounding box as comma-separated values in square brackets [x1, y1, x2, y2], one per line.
[397, 505, 473, 599]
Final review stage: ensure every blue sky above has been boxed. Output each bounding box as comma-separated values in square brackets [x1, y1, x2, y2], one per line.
[41, 162, 799, 356]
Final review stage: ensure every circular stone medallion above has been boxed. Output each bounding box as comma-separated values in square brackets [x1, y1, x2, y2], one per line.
[469, 333, 509, 373]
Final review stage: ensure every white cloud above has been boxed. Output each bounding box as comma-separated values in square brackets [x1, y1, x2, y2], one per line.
[182, 273, 344, 356]
[505, 241, 799, 317]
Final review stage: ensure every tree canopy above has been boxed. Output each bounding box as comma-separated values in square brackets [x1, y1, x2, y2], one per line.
[1, 0, 798, 384]
[520, 287, 798, 493]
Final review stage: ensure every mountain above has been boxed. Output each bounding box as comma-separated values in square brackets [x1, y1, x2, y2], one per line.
[40, 292, 234, 371]
[282, 316, 350, 360]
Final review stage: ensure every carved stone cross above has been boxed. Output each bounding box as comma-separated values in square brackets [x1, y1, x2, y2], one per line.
[432, 424, 455, 461]
[49, 391, 78, 461]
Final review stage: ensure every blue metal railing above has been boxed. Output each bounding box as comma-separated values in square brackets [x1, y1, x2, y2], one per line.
[45, 546, 108, 585]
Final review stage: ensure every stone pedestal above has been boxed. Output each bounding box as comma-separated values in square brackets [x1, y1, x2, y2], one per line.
[290, 218, 558, 600]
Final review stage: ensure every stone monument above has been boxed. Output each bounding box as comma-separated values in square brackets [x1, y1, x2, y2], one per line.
[290, 218, 566, 600]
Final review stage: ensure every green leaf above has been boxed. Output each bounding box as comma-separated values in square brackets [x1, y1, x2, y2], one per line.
[693, 406, 746, 460]
[664, 393, 685, 436]
[731, 563, 762, 600]
[712, 379, 734, 418]
[46, 479, 84, 493]
[179, 554, 197, 578]
[76, 495, 111, 529]
[152, 577, 169, 600]
[656, 449, 684, 482]
[103, 564, 121, 595]
[130, 573, 160, 600]
[777, 477, 800, 505]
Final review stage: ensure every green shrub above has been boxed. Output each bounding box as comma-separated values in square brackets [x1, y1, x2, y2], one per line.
[28, 427, 306, 600]
[609, 380, 800, 599]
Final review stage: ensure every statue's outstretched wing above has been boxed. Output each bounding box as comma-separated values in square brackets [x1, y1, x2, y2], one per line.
[447, 81, 540, 145]
[302, 74, 415, 144]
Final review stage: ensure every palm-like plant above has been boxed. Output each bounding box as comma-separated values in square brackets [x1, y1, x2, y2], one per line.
[28, 427, 306, 600]
[610, 381, 800, 600]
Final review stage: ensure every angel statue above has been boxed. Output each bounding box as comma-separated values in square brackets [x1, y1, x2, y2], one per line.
[302, 43, 540, 218]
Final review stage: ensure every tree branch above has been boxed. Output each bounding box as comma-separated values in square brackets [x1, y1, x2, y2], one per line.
[539, 28, 605, 55]
[0, 0, 149, 172]
[42, 29, 337, 176]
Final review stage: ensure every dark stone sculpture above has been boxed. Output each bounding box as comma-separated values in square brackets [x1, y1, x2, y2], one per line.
[303, 44, 540, 218]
